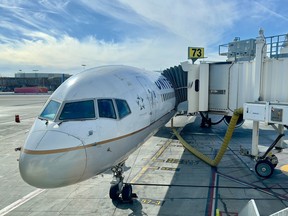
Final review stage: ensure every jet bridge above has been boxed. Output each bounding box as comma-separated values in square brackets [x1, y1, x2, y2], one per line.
[183, 30, 288, 117]
[163, 29, 288, 166]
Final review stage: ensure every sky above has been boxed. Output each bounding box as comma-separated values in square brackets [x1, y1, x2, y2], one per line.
[0, 0, 287, 76]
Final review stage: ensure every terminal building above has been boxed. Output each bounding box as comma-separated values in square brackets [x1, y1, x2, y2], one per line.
[0, 73, 71, 92]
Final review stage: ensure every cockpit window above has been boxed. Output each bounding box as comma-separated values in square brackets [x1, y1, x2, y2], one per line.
[98, 99, 116, 119]
[40, 100, 61, 120]
[59, 100, 95, 120]
[115, 99, 131, 119]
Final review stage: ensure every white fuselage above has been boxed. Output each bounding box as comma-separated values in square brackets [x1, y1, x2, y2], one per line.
[19, 65, 176, 188]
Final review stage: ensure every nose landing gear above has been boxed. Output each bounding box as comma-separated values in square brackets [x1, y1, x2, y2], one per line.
[109, 163, 137, 202]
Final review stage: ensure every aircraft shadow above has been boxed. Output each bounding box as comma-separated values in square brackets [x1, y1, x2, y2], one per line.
[112, 199, 148, 216]
[155, 115, 288, 215]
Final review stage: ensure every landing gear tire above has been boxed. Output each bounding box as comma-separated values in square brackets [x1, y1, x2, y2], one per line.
[109, 183, 120, 200]
[122, 184, 133, 201]
[109, 162, 136, 201]
[255, 159, 274, 178]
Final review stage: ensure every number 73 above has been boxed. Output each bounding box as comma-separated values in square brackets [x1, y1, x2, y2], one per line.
[188, 47, 204, 58]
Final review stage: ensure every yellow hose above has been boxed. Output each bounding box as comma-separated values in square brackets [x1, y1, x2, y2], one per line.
[172, 108, 243, 167]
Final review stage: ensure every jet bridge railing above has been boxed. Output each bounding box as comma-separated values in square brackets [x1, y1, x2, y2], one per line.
[266, 33, 288, 59]
[219, 33, 288, 60]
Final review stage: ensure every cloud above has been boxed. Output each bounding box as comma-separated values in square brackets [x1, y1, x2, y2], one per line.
[79, 0, 240, 45]
[0, 0, 240, 75]
[118, 0, 239, 44]
[0, 0, 286, 76]
[252, 0, 288, 22]
[0, 32, 228, 76]
[78, 0, 144, 26]
[0, 33, 182, 72]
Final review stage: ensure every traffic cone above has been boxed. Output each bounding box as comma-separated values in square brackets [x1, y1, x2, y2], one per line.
[15, 115, 20, 123]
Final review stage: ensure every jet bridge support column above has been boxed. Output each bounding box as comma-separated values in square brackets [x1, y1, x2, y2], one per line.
[250, 29, 266, 157]
[254, 29, 266, 101]
[252, 121, 260, 156]
[277, 125, 285, 148]
[272, 124, 285, 149]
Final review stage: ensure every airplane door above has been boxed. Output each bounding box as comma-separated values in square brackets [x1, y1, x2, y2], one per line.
[136, 76, 156, 123]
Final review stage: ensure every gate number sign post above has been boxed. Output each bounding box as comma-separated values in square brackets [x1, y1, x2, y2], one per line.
[188, 47, 204, 63]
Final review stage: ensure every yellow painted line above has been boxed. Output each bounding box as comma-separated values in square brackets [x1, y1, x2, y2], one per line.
[280, 164, 288, 174]
[130, 129, 179, 184]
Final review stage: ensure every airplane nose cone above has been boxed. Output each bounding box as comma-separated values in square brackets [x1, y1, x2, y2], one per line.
[19, 131, 87, 188]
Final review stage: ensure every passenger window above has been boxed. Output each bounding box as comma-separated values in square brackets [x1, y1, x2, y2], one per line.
[59, 100, 95, 120]
[40, 100, 61, 120]
[115, 99, 131, 119]
[98, 99, 116, 119]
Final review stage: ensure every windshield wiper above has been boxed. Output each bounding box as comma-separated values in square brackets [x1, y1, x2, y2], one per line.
[38, 116, 49, 125]
[58, 121, 64, 126]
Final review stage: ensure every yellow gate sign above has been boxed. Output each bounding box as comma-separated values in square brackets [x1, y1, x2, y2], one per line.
[188, 47, 204, 59]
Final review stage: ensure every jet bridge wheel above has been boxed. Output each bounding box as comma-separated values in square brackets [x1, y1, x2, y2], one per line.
[255, 159, 274, 178]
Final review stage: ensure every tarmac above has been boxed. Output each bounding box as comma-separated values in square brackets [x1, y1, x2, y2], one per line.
[1, 94, 288, 216]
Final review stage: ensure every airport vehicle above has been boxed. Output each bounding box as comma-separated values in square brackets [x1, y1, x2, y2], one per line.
[18, 65, 176, 201]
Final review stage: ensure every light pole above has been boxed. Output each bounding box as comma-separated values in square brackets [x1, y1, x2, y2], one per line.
[32, 69, 41, 86]
[18, 70, 22, 78]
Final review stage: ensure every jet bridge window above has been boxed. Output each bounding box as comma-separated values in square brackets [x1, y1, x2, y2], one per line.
[59, 100, 95, 120]
[98, 99, 116, 119]
[116, 99, 131, 119]
[40, 100, 61, 120]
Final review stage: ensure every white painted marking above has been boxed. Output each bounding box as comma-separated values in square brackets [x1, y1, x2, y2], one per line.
[0, 189, 46, 216]
[210, 173, 218, 216]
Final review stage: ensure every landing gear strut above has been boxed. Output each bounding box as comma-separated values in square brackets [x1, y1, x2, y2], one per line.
[109, 163, 136, 201]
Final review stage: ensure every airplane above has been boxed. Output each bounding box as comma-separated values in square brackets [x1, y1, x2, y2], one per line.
[18, 65, 176, 201]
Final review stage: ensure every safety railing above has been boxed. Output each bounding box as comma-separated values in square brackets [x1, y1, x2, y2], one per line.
[219, 33, 288, 60]
[265, 33, 288, 59]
